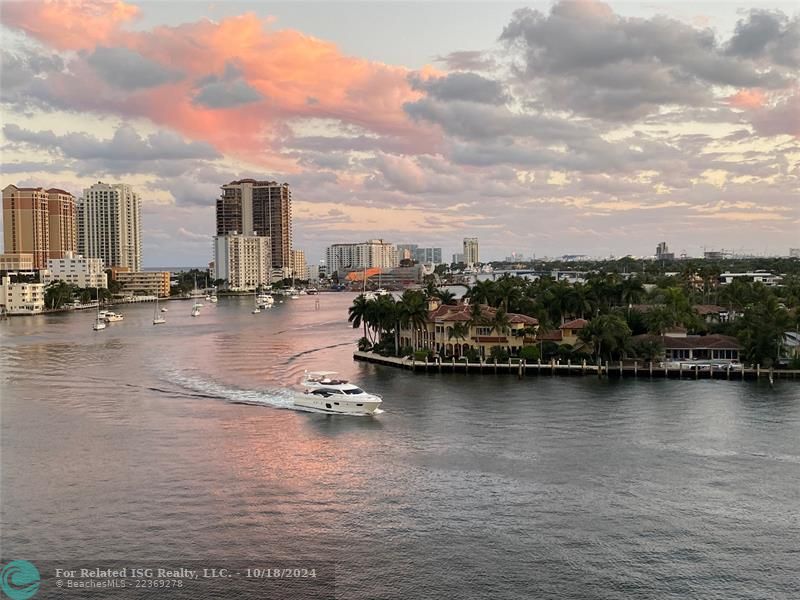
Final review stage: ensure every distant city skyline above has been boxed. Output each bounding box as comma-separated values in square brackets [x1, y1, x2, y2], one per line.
[1, 0, 798, 266]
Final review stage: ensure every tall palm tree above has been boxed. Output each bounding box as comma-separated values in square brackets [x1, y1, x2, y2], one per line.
[468, 279, 497, 307]
[567, 283, 594, 319]
[492, 308, 511, 337]
[449, 322, 470, 355]
[436, 289, 457, 305]
[578, 314, 632, 364]
[620, 278, 645, 306]
[545, 282, 572, 324]
[645, 306, 676, 336]
[348, 294, 371, 342]
[397, 290, 429, 351]
[737, 294, 791, 366]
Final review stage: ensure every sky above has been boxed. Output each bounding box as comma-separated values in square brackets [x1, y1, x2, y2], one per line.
[1, 0, 798, 266]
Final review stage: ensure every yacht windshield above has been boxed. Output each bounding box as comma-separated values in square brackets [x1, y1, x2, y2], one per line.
[342, 388, 364, 395]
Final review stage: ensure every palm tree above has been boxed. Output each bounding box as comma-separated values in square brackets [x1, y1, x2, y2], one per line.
[620, 278, 645, 306]
[423, 280, 438, 300]
[436, 289, 457, 305]
[567, 283, 594, 319]
[645, 306, 677, 336]
[578, 314, 632, 363]
[492, 307, 511, 337]
[468, 279, 496, 307]
[448, 322, 470, 356]
[544, 281, 571, 325]
[348, 294, 371, 342]
[495, 275, 522, 312]
[397, 290, 429, 351]
[736, 294, 791, 366]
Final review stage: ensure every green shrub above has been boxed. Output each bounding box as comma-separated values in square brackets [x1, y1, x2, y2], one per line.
[464, 348, 480, 362]
[519, 346, 540, 361]
[413, 350, 430, 361]
[489, 346, 509, 362]
[357, 337, 372, 352]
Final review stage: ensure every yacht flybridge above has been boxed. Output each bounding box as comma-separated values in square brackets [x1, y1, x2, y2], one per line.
[296, 371, 383, 416]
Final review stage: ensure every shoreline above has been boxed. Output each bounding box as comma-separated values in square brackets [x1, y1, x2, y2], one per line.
[353, 351, 800, 381]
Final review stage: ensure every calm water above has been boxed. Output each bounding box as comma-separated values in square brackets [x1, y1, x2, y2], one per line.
[2, 294, 799, 599]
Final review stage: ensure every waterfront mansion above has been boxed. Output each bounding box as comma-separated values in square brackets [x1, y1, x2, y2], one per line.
[398, 299, 539, 358]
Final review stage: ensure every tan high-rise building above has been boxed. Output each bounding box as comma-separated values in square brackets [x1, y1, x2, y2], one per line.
[78, 182, 142, 271]
[463, 237, 479, 266]
[291, 249, 309, 280]
[3, 184, 77, 269]
[47, 188, 77, 259]
[217, 179, 292, 270]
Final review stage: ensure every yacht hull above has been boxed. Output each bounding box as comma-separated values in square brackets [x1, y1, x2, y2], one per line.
[294, 394, 381, 416]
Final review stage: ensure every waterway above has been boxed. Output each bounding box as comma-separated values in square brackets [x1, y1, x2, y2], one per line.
[1, 293, 798, 599]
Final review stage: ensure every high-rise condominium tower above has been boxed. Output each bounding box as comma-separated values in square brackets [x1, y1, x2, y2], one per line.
[78, 182, 142, 271]
[2, 185, 77, 269]
[463, 237, 479, 266]
[216, 179, 292, 270]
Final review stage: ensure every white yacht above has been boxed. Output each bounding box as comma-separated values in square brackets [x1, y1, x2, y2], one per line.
[103, 311, 124, 322]
[296, 371, 383, 416]
[257, 293, 274, 307]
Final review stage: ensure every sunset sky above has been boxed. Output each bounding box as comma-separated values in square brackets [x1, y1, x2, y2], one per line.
[1, 0, 798, 266]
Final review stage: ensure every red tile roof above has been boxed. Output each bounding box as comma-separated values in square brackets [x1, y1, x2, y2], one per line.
[430, 303, 538, 325]
[693, 304, 727, 315]
[537, 330, 563, 342]
[561, 318, 588, 329]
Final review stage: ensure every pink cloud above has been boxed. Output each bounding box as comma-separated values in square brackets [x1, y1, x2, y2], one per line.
[2, 0, 140, 50]
[2, 3, 440, 167]
[727, 88, 768, 110]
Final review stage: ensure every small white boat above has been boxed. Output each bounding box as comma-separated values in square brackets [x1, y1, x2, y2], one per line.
[296, 371, 382, 416]
[209, 295, 218, 303]
[153, 296, 166, 325]
[92, 287, 105, 330]
[104, 311, 124, 322]
[191, 302, 201, 317]
[256, 294, 274, 308]
[161, 307, 168, 313]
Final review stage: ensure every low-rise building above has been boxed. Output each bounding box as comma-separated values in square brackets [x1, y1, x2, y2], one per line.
[0, 253, 34, 272]
[632, 333, 741, 362]
[114, 271, 171, 297]
[719, 271, 781, 286]
[41, 251, 107, 289]
[0, 275, 45, 314]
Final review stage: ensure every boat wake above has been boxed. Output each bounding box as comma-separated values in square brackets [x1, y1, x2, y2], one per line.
[159, 369, 384, 417]
[163, 370, 298, 411]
